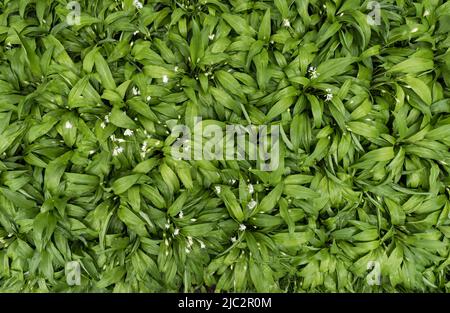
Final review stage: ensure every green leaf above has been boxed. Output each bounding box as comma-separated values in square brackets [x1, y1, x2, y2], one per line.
[222, 13, 256, 36]
[117, 206, 148, 237]
[385, 198, 406, 225]
[219, 186, 244, 222]
[45, 152, 73, 195]
[189, 19, 203, 66]
[346, 121, 381, 138]
[258, 9, 271, 41]
[168, 191, 188, 216]
[387, 58, 433, 74]
[283, 185, 319, 199]
[110, 107, 137, 129]
[33, 212, 57, 251]
[112, 174, 143, 195]
[402, 76, 432, 105]
[256, 183, 283, 214]
[315, 57, 358, 82]
[94, 51, 116, 90]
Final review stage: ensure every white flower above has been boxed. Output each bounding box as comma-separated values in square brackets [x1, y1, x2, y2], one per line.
[248, 184, 254, 194]
[178, 211, 184, 219]
[132, 86, 140, 95]
[112, 146, 124, 156]
[89, 150, 95, 155]
[185, 248, 191, 254]
[424, 10, 430, 16]
[173, 228, 179, 236]
[199, 241, 206, 249]
[247, 199, 257, 210]
[325, 88, 333, 101]
[124, 129, 134, 136]
[133, 31, 139, 36]
[230, 179, 236, 185]
[208, 33, 215, 40]
[190, 218, 197, 222]
[162, 75, 169, 83]
[231, 237, 237, 243]
[165, 222, 170, 229]
[165, 239, 169, 246]
[174, 66, 179, 72]
[308, 66, 319, 79]
[187, 236, 193, 247]
[141, 141, 148, 152]
[133, 0, 143, 9]
[104, 114, 110, 123]
[100, 122, 106, 129]
[146, 96, 151, 102]
[282, 19, 290, 27]
[64, 121, 73, 129]
[239, 224, 246, 231]
[411, 27, 419, 33]
[214, 185, 221, 194]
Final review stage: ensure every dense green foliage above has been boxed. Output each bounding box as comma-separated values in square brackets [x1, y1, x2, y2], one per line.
[0, 0, 450, 292]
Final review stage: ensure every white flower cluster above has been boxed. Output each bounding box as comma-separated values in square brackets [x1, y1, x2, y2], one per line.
[112, 146, 123, 156]
[308, 66, 319, 79]
[64, 121, 73, 129]
[141, 140, 148, 158]
[124, 129, 134, 136]
[247, 199, 257, 210]
[132, 86, 140, 96]
[325, 88, 333, 101]
[133, 0, 143, 10]
[110, 134, 125, 143]
[100, 112, 111, 129]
